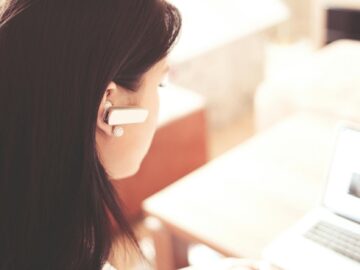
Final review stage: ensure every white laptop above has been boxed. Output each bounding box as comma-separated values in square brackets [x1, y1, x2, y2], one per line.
[262, 122, 360, 270]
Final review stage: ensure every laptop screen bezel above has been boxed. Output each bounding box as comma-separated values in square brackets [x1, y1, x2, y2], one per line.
[322, 122, 360, 224]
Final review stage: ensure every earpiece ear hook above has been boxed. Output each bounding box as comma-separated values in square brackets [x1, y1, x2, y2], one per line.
[103, 100, 113, 122]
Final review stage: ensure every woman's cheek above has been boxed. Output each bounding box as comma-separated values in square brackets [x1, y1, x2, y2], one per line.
[148, 90, 159, 138]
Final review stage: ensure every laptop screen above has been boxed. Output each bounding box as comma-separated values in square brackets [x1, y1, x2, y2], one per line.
[323, 125, 360, 224]
[349, 173, 360, 199]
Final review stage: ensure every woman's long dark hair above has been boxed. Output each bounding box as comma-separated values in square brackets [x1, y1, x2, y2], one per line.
[0, 0, 181, 269]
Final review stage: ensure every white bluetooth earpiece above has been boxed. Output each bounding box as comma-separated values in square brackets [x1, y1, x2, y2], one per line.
[103, 100, 149, 137]
[104, 106, 149, 125]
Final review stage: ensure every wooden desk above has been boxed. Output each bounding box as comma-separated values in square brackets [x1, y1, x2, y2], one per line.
[143, 112, 341, 270]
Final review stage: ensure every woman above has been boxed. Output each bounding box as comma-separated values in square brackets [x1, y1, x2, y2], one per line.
[0, 0, 270, 269]
[0, 0, 180, 269]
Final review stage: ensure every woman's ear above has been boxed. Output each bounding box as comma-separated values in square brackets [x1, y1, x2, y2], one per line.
[96, 81, 118, 137]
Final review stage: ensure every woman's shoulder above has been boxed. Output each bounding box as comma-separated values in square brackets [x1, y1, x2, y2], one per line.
[102, 261, 117, 270]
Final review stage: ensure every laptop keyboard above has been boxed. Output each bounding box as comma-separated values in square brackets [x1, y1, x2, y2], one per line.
[304, 221, 360, 263]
